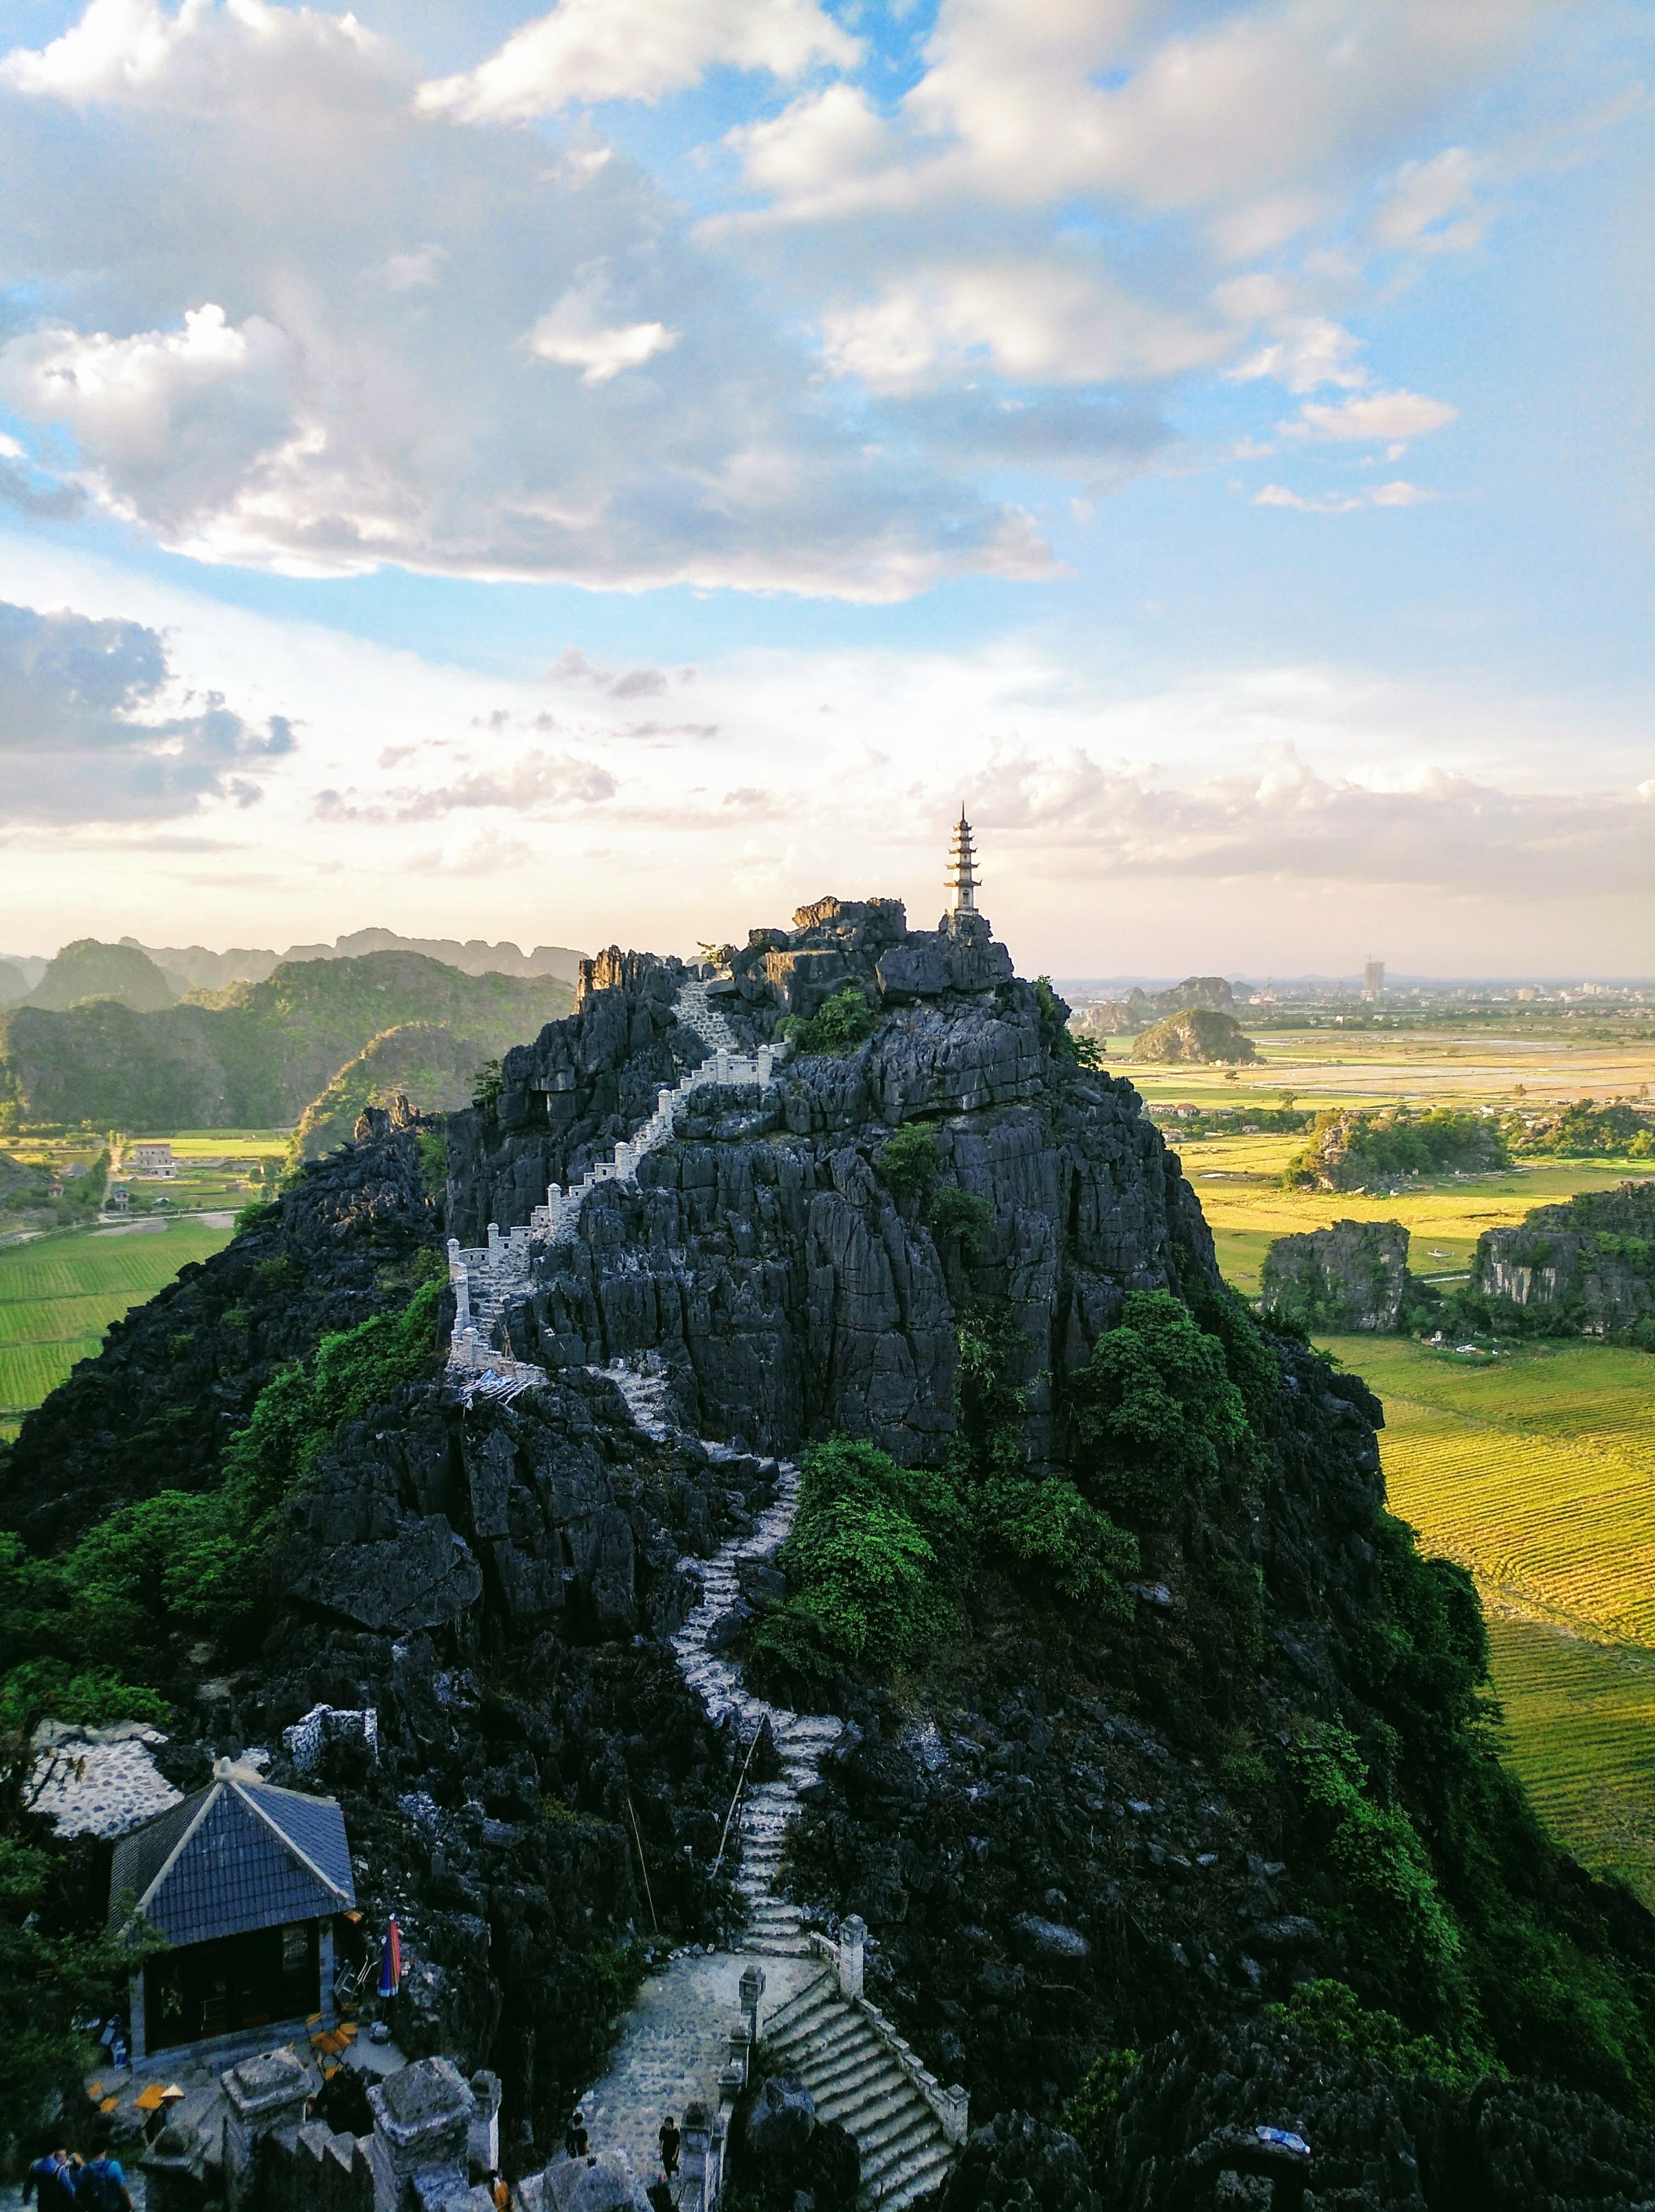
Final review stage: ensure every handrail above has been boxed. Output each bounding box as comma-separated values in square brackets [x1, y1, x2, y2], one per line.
[712, 1722, 764, 1876]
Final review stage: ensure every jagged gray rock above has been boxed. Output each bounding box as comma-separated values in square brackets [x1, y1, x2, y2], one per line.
[1259, 1219, 1409, 1332]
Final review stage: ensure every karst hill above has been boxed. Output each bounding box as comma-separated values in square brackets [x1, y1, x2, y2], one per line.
[5, 882, 1655, 2209]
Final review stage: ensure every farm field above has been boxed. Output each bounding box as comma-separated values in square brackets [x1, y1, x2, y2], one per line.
[1320, 1332, 1655, 1901]
[1175, 1130, 1644, 1295]
[1108, 1019, 1655, 1113]
[0, 1217, 234, 1438]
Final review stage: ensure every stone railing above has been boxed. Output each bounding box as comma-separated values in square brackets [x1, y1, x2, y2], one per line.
[808, 1919, 970, 2146]
[444, 1002, 785, 1390]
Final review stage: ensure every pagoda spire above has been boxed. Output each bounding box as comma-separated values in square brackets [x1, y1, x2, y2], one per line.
[945, 805, 980, 917]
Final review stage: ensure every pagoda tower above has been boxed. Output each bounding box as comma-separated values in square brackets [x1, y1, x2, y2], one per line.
[944, 807, 980, 918]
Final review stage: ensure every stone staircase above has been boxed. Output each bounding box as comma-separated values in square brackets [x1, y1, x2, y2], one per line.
[759, 1970, 959, 2211]
[445, 974, 780, 1396]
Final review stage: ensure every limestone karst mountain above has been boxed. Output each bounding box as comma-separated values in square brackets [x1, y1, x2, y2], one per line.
[4, 887, 1655, 2209]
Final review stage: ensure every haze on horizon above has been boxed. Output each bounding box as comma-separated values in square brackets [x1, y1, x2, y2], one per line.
[0, 0, 1649, 980]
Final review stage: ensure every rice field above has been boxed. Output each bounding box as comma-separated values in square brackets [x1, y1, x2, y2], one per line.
[1176, 1131, 1646, 1295]
[0, 1218, 233, 1436]
[1319, 1333, 1655, 1901]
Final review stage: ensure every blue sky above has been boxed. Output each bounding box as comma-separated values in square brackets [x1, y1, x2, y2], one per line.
[0, 0, 1649, 977]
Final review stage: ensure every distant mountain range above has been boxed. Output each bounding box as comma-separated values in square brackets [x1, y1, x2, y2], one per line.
[0, 928, 585, 1008]
[0, 949, 575, 1131]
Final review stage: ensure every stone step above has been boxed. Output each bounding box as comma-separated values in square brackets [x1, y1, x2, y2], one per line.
[862, 2111, 949, 2190]
[768, 2007, 870, 2070]
[808, 2043, 904, 2111]
[840, 2086, 935, 2159]
[878, 2140, 956, 2212]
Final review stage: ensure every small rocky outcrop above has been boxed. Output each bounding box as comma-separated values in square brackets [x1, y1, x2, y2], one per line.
[1132, 1009, 1259, 1065]
[1473, 1181, 1655, 1339]
[1259, 1220, 1409, 1333]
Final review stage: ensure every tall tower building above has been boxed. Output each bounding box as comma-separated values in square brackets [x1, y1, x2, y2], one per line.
[1363, 957, 1384, 1001]
[945, 808, 980, 917]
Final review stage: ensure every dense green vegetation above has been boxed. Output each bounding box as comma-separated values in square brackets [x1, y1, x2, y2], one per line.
[1511, 1098, 1655, 1159]
[59, 1273, 442, 1657]
[24, 939, 176, 1014]
[0, 951, 572, 1130]
[288, 1022, 493, 1160]
[1068, 1289, 1251, 1528]
[1286, 1106, 1508, 1190]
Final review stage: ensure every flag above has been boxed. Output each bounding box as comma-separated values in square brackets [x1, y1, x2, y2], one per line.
[379, 1915, 402, 1999]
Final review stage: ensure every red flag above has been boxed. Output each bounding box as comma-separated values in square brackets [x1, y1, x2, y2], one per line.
[379, 1915, 402, 1999]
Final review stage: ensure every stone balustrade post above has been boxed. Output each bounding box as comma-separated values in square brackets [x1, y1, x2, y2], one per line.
[939, 2084, 970, 2144]
[836, 1914, 866, 1999]
[487, 1222, 502, 1259]
[757, 1046, 774, 1085]
[447, 1235, 461, 1266]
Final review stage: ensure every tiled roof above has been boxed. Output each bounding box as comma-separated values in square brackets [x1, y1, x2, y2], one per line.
[108, 1774, 354, 1946]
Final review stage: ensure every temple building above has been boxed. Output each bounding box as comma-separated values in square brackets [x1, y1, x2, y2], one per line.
[109, 1758, 354, 2062]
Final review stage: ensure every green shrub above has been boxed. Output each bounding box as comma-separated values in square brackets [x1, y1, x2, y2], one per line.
[980, 1472, 1136, 1610]
[1267, 1980, 1492, 2091]
[1288, 1720, 1466, 2016]
[927, 1183, 993, 1257]
[877, 1124, 939, 1199]
[1068, 1290, 1248, 1527]
[1065, 2047, 1140, 2169]
[780, 986, 876, 1057]
[63, 1277, 443, 1646]
[232, 1199, 278, 1236]
[471, 1057, 503, 1113]
[750, 1438, 968, 1685]
[416, 1125, 448, 1200]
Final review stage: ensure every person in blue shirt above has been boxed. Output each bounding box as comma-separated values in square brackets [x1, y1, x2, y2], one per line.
[74, 2152, 132, 2211]
[22, 2149, 78, 2208]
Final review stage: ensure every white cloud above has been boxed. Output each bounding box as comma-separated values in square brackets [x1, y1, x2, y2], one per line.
[0, 304, 294, 534]
[1373, 146, 1491, 253]
[1288, 389, 1459, 442]
[1254, 479, 1437, 512]
[0, 0, 1045, 597]
[527, 280, 679, 385]
[820, 259, 1226, 390]
[418, 0, 858, 121]
[1225, 315, 1367, 394]
[727, 0, 1534, 226]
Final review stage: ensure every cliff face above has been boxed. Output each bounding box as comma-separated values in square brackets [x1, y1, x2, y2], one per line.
[1473, 1180, 1655, 1338]
[449, 900, 1211, 1466]
[1260, 1219, 1409, 1333]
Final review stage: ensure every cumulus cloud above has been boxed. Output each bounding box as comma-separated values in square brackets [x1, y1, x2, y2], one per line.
[419, 0, 857, 121]
[527, 278, 679, 385]
[1287, 390, 1459, 442]
[726, 0, 1533, 225]
[0, 596, 293, 821]
[820, 259, 1226, 390]
[0, 0, 1046, 597]
[1225, 314, 1367, 394]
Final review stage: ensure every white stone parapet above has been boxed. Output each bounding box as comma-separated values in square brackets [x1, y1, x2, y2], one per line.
[444, 984, 785, 1387]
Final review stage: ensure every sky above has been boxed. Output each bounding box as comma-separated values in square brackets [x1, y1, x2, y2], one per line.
[0, 0, 1650, 980]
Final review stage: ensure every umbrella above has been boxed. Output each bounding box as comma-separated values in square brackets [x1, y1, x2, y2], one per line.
[378, 1915, 402, 1999]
